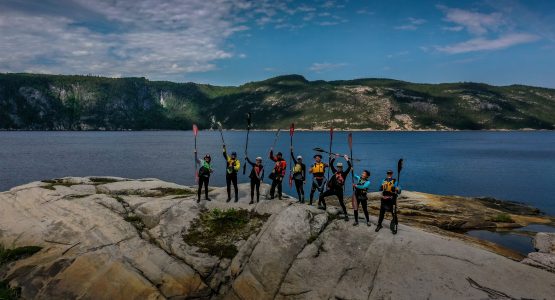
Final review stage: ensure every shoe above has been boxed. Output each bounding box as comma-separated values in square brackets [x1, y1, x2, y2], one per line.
[344, 215, 349, 222]
[375, 224, 383, 232]
[352, 222, 359, 226]
[391, 222, 398, 234]
[279, 197, 282, 200]
[366, 222, 372, 227]
[196, 199, 200, 203]
[234, 199, 238, 203]
[205, 198, 211, 201]
[249, 200, 254, 204]
[226, 198, 231, 203]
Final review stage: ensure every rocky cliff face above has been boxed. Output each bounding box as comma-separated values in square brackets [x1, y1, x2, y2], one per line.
[1, 177, 555, 299]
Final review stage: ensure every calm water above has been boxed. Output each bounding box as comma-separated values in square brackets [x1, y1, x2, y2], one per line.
[1, 131, 554, 215]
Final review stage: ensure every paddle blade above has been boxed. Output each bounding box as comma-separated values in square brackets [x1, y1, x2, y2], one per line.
[193, 124, 198, 136]
[348, 132, 353, 149]
[247, 113, 252, 128]
[397, 159, 404, 174]
[313, 147, 325, 152]
[290, 123, 295, 137]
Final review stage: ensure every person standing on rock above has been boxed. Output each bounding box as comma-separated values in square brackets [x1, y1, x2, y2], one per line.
[376, 170, 401, 234]
[269, 149, 287, 200]
[309, 154, 328, 206]
[245, 156, 264, 204]
[352, 170, 371, 227]
[195, 152, 213, 203]
[290, 147, 306, 203]
[223, 145, 241, 202]
[318, 155, 351, 221]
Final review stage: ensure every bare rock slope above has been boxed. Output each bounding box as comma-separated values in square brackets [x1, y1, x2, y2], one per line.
[1, 177, 554, 299]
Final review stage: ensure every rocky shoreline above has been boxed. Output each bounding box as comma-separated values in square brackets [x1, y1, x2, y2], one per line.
[1, 177, 554, 299]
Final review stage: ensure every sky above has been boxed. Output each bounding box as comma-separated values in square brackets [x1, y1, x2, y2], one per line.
[1, 0, 554, 87]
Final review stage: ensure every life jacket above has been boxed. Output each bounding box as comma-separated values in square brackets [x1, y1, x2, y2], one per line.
[199, 160, 212, 178]
[381, 178, 397, 194]
[227, 159, 240, 174]
[355, 177, 369, 197]
[293, 163, 303, 174]
[272, 160, 286, 177]
[328, 171, 345, 190]
[311, 162, 325, 176]
[250, 164, 263, 180]
[335, 172, 345, 186]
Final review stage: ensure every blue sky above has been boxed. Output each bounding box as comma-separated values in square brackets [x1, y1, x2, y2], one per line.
[1, 0, 554, 87]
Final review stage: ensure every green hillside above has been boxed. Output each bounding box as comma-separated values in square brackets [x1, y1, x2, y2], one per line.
[1, 73, 554, 130]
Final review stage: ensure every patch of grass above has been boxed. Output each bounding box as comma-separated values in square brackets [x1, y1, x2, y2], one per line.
[41, 179, 78, 190]
[490, 213, 515, 223]
[307, 234, 319, 244]
[89, 177, 119, 184]
[0, 245, 42, 265]
[183, 208, 269, 259]
[0, 281, 20, 300]
[114, 196, 125, 203]
[152, 187, 194, 197]
[124, 215, 146, 231]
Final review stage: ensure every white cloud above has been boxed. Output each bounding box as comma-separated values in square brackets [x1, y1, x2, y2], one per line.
[436, 33, 540, 54]
[395, 17, 427, 31]
[309, 62, 347, 72]
[437, 5, 504, 35]
[0, 0, 350, 80]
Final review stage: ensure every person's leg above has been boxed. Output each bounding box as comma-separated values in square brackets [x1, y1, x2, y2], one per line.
[295, 180, 303, 202]
[197, 179, 203, 202]
[232, 174, 238, 202]
[310, 181, 317, 205]
[277, 179, 283, 199]
[250, 179, 255, 203]
[270, 180, 277, 199]
[204, 178, 210, 200]
[319, 189, 332, 209]
[337, 191, 348, 220]
[376, 200, 386, 232]
[255, 180, 261, 202]
[361, 198, 370, 224]
[226, 175, 232, 201]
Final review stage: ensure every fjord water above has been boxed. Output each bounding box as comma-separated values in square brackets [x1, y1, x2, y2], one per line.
[1, 131, 554, 215]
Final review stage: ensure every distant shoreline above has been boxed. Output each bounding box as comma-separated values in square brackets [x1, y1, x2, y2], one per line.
[0, 128, 553, 132]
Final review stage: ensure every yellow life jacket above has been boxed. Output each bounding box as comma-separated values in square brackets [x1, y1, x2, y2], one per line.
[293, 163, 302, 174]
[382, 179, 397, 193]
[311, 162, 325, 174]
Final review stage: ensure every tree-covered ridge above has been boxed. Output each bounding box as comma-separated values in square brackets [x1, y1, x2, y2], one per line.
[1, 73, 554, 130]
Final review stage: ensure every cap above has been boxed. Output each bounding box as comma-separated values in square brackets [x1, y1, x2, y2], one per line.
[336, 162, 343, 167]
[313, 154, 322, 159]
[387, 169, 393, 174]
[255, 157, 262, 161]
[204, 154, 211, 159]
[231, 152, 237, 156]
[277, 152, 283, 156]
[297, 155, 303, 160]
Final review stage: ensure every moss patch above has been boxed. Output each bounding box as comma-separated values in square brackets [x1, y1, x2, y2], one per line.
[0, 281, 20, 300]
[183, 208, 269, 259]
[490, 213, 515, 223]
[41, 179, 78, 190]
[0, 245, 42, 265]
[89, 177, 120, 184]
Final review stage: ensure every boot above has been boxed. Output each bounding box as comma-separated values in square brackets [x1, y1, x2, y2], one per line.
[226, 198, 231, 203]
[366, 222, 372, 227]
[249, 200, 254, 204]
[344, 215, 349, 222]
[375, 224, 383, 232]
[352, 221, 359, 226]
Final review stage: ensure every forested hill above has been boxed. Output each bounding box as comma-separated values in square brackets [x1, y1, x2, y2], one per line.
[1, 73, 554, 130]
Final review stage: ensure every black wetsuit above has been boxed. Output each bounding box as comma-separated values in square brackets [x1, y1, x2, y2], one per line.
[246, 157, 264, 203]
[353, 175, 371, 224]
[319, 158, 351, 216]
[269, 150, 286, 199]
[223, 150, 240, 202]
[290, 152, 306, 203]
[309, 161, 328, 205]
[196, 157, 212, 202]
[378, 178, 399, 227]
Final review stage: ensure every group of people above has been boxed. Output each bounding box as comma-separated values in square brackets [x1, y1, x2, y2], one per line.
[194, 145, 402, 233]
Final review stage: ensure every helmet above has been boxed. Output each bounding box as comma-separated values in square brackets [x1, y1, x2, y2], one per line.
[297, 155, 303, 160]
[231, 151, 237, 156]
[336, 162, 343, 167]
[313, 154, 322, 159]
[277, 152, 283, 156]
[387, 169, 393, 174]
[255, 157, 262, 161]
[204, 154, 211, 159]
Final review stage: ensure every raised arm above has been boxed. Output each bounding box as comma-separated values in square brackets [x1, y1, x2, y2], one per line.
[355, 178, 371, 190]
[330, 157, 337, 173]
[344, 159, 352, 176]
[269, 149, 276, 162]
[222, 146, 228, 161]
[246, 157, 255, 166]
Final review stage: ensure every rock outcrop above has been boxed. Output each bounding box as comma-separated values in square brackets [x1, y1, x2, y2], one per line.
[1, 177, 555, 299]
[523, 232, 555, 273]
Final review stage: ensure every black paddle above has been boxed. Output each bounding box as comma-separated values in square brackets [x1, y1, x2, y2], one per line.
[243, 113, 252, 175]
[312, 147, 362, 162]
[392, 158, 404, 232]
